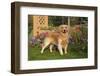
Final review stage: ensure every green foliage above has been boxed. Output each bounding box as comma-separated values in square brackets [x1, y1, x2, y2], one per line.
[48, 16, 88, 27]
[28, 23, 33, 35]
[48, 16, 68, 26]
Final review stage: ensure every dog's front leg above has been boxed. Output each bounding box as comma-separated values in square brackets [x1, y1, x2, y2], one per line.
[58, 44, 63, 55]
[58, 40, 63, 55]
[64, 45, 68, 54]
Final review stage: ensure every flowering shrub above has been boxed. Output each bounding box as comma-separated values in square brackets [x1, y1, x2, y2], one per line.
[29, 32, 49, 48]
[69, 25, 88, 53]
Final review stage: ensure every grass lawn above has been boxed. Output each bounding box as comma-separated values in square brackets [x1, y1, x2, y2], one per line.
[28, 45, 88, 61]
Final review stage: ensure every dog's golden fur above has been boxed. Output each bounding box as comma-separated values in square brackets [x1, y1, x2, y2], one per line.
[41, 24, 69, 55]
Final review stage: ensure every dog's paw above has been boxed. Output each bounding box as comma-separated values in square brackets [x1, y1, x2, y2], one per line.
[65, 52, 67, 54]
[40, 51, 43, 54]
[60, 53, 64, 55]
[50, 50, 53, 53]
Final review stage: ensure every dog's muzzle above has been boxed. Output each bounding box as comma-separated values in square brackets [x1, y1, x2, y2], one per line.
[63, 30, 68, 33]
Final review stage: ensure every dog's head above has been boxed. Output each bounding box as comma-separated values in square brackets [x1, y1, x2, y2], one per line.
[59, 25, 69, 34]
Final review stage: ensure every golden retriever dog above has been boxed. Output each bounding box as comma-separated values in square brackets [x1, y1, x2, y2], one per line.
[40, 24, 69, 55]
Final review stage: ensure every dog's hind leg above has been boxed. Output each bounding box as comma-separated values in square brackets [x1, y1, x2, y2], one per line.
[40, 38, 50, 54]
[50, 45, 53, 53]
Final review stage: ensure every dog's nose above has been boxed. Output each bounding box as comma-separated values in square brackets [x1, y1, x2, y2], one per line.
[63, 30, 66, 33]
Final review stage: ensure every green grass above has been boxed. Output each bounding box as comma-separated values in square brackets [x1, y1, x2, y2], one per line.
[28, 45, 88, 61]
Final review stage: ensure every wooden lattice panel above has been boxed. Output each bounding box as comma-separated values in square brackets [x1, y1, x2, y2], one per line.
[33, 16, 48, 36]
[39, 16, 45, 25]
